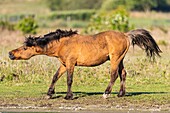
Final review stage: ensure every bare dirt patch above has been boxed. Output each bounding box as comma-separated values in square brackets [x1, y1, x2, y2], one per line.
[0, 93, 170, 112]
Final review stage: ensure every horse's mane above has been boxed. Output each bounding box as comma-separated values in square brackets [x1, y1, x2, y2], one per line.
[24, 29, 78, 47]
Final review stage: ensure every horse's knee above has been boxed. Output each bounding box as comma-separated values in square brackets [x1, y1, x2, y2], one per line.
[122, 69, 127, 80]
[111, 69, 118, 81]
[118, 68, 126, 97]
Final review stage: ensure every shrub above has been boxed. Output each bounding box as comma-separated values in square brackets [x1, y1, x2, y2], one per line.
[16, 16, 38, 34]
[86, 7, 134, 34]
[0, 20, 15, 31]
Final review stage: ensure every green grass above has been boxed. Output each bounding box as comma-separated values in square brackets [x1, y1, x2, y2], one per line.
[1, 0, 170, 30]
[0, 0, 90, 29]
[0, 31, 170, 112]
[0, 78, 169, 111]
[0, 1, 170, 110]
[129, 17, 170, 28]
[1, 0, 170, 35]
[0, 47, 170, 111]
[0, 0, 49, 15]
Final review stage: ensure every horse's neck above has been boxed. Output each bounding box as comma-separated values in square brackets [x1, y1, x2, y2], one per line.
[44, 38, 68, 57]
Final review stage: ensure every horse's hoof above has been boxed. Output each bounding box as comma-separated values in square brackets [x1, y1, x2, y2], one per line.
[45, 95, 52, 99]
[103, 93, 110, 99]
[64, 96, 73, 100]
[117, 91, 125, 97]
[64, 93, 73, 100]
[47, 88, 55, 95]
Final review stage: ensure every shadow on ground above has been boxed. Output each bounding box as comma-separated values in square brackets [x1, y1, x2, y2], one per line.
[49, 91, 169, 99]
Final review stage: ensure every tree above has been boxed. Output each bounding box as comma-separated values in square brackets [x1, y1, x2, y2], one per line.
[16, 16, 38, 34]
[100, 0, 161, 12]
[133, 0, 158, 12]
[153, 0, 170, 11]
[86, 7, 134, 34]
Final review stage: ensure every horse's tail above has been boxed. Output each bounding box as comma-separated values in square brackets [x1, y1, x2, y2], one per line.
[125, 29, 162, 60]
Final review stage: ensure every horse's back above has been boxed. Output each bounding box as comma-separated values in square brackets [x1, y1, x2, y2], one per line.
[73, 34, 109, 66]
[74, 31, 129, 66]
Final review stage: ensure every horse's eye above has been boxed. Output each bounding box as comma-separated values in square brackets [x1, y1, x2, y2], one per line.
[23, 47, 27, 50]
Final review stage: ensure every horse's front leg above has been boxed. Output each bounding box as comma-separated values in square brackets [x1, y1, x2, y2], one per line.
[64, 62, 75, 100]
[46, 64, 66, 99]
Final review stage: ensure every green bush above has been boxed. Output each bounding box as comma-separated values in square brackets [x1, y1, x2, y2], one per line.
[16, 16, 38, 34]
[0, 20, 15, 31]
[86, 7, 134, 34]
[49, 10, 96, 21]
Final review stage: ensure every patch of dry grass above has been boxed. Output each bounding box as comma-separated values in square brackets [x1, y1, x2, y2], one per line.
[130, 11, 170, 19]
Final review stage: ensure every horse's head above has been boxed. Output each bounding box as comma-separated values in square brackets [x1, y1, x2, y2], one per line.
[9, 36, 44, 60]
[9, 29, 78, 60]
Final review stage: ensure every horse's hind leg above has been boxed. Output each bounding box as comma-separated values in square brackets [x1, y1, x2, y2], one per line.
[118, 59, 126, 97]
[46, 64, 66, 99]
[103, 56, 119, 99]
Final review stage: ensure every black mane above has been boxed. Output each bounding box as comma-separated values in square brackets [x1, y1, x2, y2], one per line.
[24, 29, 77, 47]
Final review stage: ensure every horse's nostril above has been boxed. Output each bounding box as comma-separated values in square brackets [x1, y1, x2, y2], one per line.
[9, 52, 15, 60]
[9, 52, 12, 55]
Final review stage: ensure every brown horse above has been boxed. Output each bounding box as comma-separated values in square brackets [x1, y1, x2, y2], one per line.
[9, 29, 161, 100]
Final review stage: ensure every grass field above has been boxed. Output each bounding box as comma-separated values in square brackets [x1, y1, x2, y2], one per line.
[0, 0, 49, 15]
[130, 12, 170, 27]
[0, 0, 170, 112]
[1, 0, 170, 29]
[0, 29, 170, 112]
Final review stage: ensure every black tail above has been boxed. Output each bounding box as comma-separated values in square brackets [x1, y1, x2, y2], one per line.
[126, 29, 162, 60]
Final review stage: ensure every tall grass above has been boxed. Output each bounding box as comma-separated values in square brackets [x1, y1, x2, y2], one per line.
[1, 45, 169, 90]
[0, 30, 169, 86]
[0, 28, 169, 94]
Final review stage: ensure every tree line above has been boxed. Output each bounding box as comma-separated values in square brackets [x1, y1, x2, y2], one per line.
[46, 0, 170, 12]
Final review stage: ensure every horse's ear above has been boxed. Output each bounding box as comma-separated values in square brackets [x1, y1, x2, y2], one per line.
[36, 38, 48, 48]
[24, 36, 38, 47]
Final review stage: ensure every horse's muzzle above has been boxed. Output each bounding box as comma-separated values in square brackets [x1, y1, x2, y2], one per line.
[9, 52, 15, 60]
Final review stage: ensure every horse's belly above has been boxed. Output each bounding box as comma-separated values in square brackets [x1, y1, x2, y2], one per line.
[76, 41, 109, 66]
[77, 54, 109, 67]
